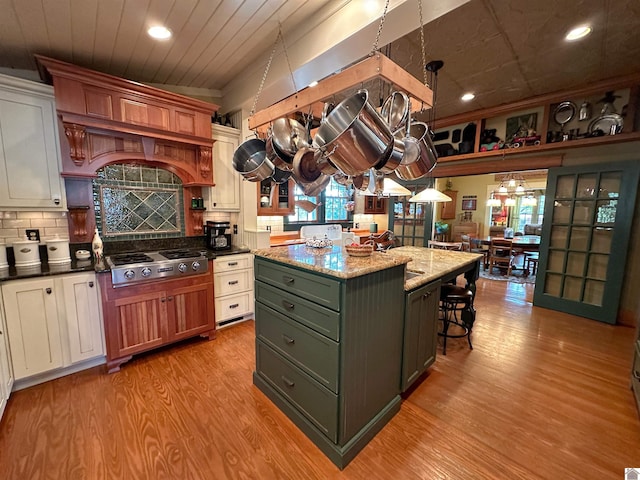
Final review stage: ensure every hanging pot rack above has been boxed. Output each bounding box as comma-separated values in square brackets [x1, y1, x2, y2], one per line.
[248, 52, 433, 132]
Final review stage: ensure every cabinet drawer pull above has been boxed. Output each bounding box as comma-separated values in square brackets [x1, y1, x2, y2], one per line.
[46, 287, 52, 294]
[229, 303, 239, 309]
[281, 376, 295, 388]
[423, 291, 431, 299]
[167, 296, 173, 301]
[282, 334, 295, 345]
[228, 280, 239, 285]
[634, 370, 640, 381]
[282, 301, 295, 310]
[89, 281, 94, 288]
[283, 276, 294, 284]
[228, 262, 238, 266]
[161, 297, 166, 303]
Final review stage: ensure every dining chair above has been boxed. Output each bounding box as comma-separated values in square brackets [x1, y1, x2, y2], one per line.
[461, 234, 488, 269]
[488, 237, 515, 275]
[428, 240, 462, 250]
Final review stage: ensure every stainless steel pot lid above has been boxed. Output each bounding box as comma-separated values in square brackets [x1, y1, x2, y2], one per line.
[381, 91, 410, 132]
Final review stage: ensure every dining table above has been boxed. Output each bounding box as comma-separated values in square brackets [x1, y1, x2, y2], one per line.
[471, 235, 541, 272]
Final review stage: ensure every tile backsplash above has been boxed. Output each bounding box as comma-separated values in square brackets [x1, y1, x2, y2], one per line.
[0, 211, 69, 244]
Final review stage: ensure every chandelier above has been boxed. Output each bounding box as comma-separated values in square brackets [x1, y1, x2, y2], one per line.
[487, 173, 537, 207]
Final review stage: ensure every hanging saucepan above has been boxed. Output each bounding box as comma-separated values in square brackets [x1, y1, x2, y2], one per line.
[378, 107, 420, 174]
[292, 147, 322, 182]
[313, 89, 394, 177]
[394, 121, 438, 181]
[232, 138, 274, 182]
[332, 172, 352, 187]
[351, 170, 371, 191]
[368, 170, 385, 196]
[272, 117, 310, 157]
[265, 133, 293, 171]
[380, 91, 410, 131]
[271, 166, 292, 184]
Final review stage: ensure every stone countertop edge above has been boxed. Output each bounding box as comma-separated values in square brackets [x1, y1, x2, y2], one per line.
[252, 244, 410, 279]
[387, 246, 484, 291]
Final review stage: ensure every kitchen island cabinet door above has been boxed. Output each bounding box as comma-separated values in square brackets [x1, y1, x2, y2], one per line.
[2, 278, 63, 379]
[0, 74, 65, 210]
[61, 273, 104, 364]
[401, 280, 440, 392]
[208, 124, 241, 211]
[0, 292, 14, 421]
[169, 281, 215, 341]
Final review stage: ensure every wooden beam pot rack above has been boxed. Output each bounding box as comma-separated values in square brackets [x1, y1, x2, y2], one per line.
[248, 53, 433, 131]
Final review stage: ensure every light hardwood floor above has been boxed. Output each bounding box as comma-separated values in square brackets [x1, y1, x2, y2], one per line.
[0, 278, 638, 479]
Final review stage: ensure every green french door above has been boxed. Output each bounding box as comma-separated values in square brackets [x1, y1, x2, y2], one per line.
[533, 161, 639, 323]
[389, 182, 435, 247]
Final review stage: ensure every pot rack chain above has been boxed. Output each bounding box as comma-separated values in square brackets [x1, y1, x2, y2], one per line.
[250, 25, 297, 119]
[369, 0, 390, 56]
[418, 0, 428, 88]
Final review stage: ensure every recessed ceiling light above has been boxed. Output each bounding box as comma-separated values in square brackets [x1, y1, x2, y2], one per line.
[565, 25, 592, 41]
[148, 25, 172, 40]
[308, 81, 318, 88]
[461, 93, 475, 101]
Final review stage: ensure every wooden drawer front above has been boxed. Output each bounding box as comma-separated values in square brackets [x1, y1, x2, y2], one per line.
[255, 281, 340, 341]
[632, 344, 640, 417]
[215, 269, 251, 296]
[215, 254, 253, 273]
[255, 259, 340, 311]
[215, 291, 253, 322]
[256, 302, 339, 392]
[256, 340, 338, 442]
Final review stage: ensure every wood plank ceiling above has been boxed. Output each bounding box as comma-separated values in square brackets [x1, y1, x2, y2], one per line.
[0, 0, 639, 119]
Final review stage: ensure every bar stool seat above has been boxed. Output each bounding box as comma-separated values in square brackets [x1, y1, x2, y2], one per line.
[439, 284, 475, 355]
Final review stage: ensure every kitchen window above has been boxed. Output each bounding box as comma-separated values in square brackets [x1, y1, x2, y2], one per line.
[285, 178, 353, 229]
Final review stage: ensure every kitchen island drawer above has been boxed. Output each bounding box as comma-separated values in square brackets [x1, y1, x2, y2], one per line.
[214, 254, 252, 272]
[215, 291, 253, 322]
[255, 280, 340, 341]
[256, 302, 339, 392]
[214, 269, 251, 296]
[255, 258, 340, 311]
[256, 340, 338, 442]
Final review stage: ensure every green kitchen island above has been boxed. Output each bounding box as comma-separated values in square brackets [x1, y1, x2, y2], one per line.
[252, 244, 482, 469]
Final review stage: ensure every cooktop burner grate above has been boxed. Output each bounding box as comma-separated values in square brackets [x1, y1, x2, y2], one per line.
[158, 249, 204, 260]
[109, 253, 154, 266]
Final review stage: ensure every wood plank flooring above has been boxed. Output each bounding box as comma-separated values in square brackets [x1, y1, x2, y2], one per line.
[0, 278, 638, 479]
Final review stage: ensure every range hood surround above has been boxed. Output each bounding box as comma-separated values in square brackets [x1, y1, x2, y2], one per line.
[35, 56, 219, 240]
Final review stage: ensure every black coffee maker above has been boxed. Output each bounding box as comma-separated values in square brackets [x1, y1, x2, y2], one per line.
[205, 221, 232, 251]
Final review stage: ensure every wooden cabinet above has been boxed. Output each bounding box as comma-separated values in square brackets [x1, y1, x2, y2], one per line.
[401, 280, 440, 392]
[257, 178, 295, 216]
[440, 190, 457, 219]
[98, 268, 215, 372]
[1, 273, 104, 382]
[214, 253, 254, 328]
[0, 291, 14, 422]
[0, 73, 65, 210]
[253, 257, 405, 468]
[2, 277, 63, 379]
[208, 124, 241, 211]
[363, 196, 387, 214]
[61, 273, 104, 364]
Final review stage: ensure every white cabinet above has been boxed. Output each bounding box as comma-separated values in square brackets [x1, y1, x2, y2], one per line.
[0, 73, 65, 210]
[0, 292, 14, 421]
[60, 272, 104, 364]
[207, 124, 241, 211]
[1, 272, 104, 383]
[2, 277, 63, 379]
[214, 253, 254, 327]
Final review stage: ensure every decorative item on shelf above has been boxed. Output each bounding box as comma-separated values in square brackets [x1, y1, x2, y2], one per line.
[505, 112, 539, 148]
[480, 129, 503, 151]
[579, 100, 592, 121]
[91, 227, 103, 260]
[434, 221, 449, 235]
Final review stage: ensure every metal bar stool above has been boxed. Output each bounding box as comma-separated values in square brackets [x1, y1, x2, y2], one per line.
[439, 284, 475, 355]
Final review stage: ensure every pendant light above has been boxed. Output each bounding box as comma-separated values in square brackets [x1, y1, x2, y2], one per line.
[409, 187, 452, 203]
[486, 191, 501, 207]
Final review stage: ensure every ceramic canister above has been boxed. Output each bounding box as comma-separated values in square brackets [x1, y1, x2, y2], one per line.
[12, 239, 41, 267]
[46, 236, 71, 264]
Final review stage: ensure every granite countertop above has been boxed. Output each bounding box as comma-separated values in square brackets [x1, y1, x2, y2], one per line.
[386, 246, 483, 291]
[253, 244, 410, 279]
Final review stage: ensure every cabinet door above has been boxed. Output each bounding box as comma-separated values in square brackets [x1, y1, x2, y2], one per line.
[2, 278, 63, 379]
[107, 291, 166, 358]
[209, 124, 241, 211]
[533, 162, 640, 323]
[401, 280, 440, 392]
[0, 81, 64, 209]
[257, 179, 295, 216]
[61, 273, 104, 363]
[440, 190, 457, 219]
[169, 282, 215, 341]
[0, 293, 14, 420]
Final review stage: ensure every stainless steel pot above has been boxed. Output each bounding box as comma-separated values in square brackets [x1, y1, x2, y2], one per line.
[233, 138, 274, 182]
[394, 122, 438, 181]
[266, 134, 293, 171]
[297, 173, 331, 196]
[272, 117, 310, 156]
[292, 147, 322, 182]
[352, 170, 371, 191]
[313, 90, 393, 176]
